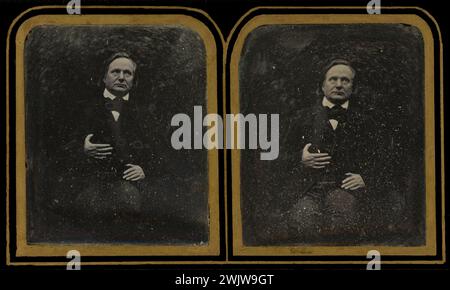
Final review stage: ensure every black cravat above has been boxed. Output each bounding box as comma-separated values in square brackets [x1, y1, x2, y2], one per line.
[326, 105, 347, 123]
[105, 97, 124, 114]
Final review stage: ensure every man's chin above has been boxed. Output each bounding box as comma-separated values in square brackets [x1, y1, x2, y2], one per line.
[328, 95, 348, 103]
[110, 88, 130, 97]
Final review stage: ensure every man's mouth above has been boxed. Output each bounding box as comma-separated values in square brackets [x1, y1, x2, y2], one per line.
[114, 84, 127, 88]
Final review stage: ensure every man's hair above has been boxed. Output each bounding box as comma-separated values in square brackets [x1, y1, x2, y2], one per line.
[101, 52, 138, 87]
[321, 59, 356, 80]
[316, 59, 357, 96]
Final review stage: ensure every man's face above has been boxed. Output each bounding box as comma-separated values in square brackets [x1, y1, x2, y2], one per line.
[321, 64, 354, 103]
[103, 57, 135, 97]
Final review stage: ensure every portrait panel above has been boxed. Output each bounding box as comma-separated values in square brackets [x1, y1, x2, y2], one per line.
[231, 14, 437, 256]
[15, 14, 219, 257]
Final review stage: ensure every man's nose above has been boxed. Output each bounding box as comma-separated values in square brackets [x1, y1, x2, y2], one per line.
[336, 79, 343, 88]
[118, 71, 125, 80]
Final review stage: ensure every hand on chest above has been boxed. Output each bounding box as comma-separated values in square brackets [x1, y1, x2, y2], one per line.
[308, 114, 358, 155]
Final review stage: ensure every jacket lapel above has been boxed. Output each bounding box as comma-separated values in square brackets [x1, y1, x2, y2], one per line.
[341, 105, 362, 140]
[311, 105, 333, 146]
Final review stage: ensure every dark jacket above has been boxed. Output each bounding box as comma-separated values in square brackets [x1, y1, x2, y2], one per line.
[284, 101, 379, 197]
[62, 91, 150, 181]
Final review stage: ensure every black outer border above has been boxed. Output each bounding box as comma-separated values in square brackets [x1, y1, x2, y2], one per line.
[1, 1, 446, 271]
[225, 7, 444, 264]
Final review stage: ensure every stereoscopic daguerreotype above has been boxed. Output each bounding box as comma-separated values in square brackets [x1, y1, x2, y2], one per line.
[11, 7, 441, 264]
[237, 22, 430, 248]
[24, 23, 215, 246]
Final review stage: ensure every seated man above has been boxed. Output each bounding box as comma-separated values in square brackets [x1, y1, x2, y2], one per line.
[57, 52, 150, 238]
[286, 59, 379, 243]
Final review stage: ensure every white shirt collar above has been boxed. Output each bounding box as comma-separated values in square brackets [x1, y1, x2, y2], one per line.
[322, 96, 349, 109]
[103, 88, 129, 101]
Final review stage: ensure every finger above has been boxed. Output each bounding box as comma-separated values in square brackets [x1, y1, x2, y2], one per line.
[130, 175, 143, 181]
[123, 171, 138, 178]
[86, 134, 94, 142]
[342, 180, 357, 187]
[313, 156, 332, 161]
[93, 143, 112, 148]
[345, 172, 354, 176]
[309, 153, 330, 157]
[123, 172, 140, 180]
[312, 165, 325, 169]
[123, 175, 135, 181]
[342, 181, 357, 189]
[342, 176, 356, 183]
[314, 161, 330, 166]
[96, 152, 112, 156]
[93, 156, 107, 160]
[96, 146, 113, 152]
[123, 170, 139, 177]
[123, 167, 136, 174]
[303, 143, 312, 151]
[342, 179, 357, 187]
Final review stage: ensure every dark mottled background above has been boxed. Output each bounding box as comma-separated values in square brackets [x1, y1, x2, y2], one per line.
[239, 24, 426, 246]
[25, 25, 210, 244]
